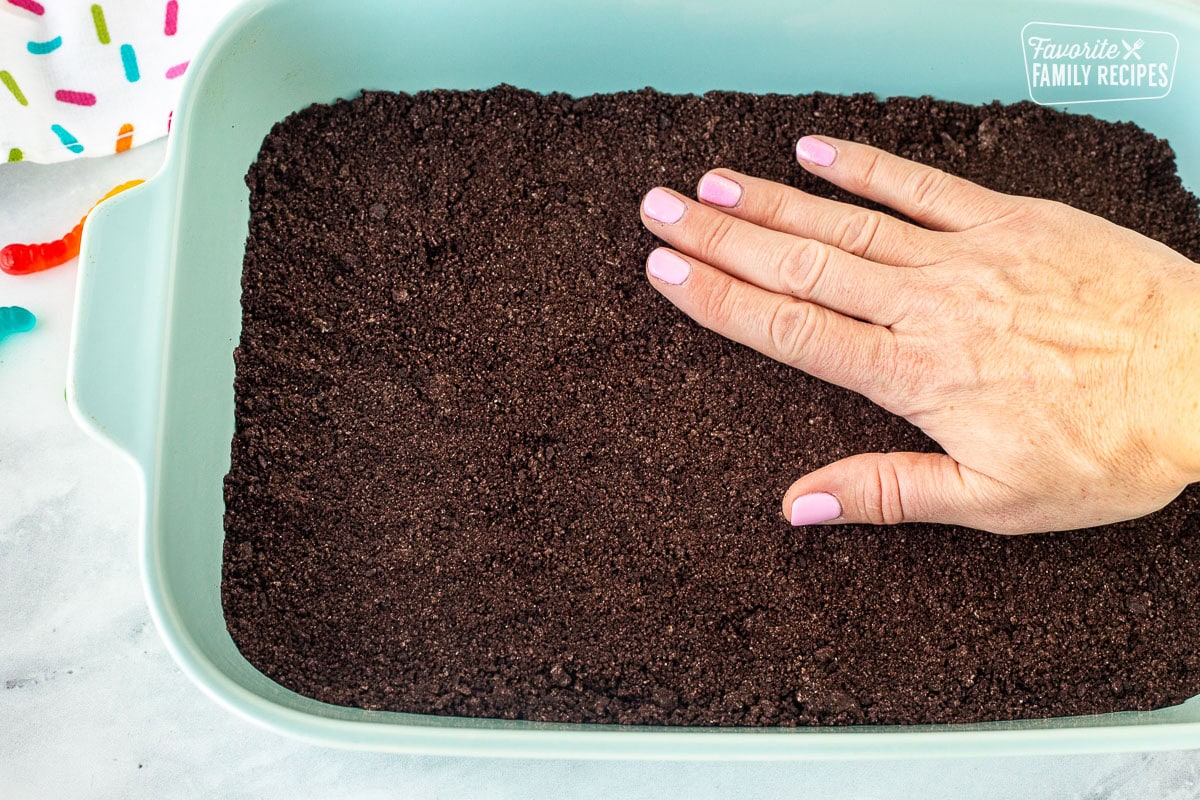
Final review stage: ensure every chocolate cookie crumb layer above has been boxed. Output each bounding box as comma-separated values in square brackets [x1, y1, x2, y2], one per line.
[224, 86, 1200, 726]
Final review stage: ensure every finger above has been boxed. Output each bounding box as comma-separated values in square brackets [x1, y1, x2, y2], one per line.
[640, 187, 912, 326]
[695, 169, 946, 268]
[645, 246, 900, 404]
[780, 452, 1026, 534]
[793, 135, 1016, 232]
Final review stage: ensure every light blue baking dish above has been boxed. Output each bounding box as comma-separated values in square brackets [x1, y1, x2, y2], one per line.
[67, 0, 1200, 758]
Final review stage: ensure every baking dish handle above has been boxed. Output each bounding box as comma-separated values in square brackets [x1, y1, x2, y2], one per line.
[67, 176, 170, 473]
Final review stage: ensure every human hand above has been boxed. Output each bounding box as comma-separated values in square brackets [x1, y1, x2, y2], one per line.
[639, 135, 1200, 534]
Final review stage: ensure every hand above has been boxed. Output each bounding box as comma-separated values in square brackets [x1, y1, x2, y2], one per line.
[639, 135, 1200, 534]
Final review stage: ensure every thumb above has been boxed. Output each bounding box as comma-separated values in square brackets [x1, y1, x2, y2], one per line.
[782, 452, 1015, 533]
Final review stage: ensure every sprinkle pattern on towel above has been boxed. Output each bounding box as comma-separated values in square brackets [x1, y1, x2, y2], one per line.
[1, 1, 202, 162]
[120, 43, 140, 82]
[0, 70, 27, 105]
[55, 90, 97, 106]
[115, 122, 133, 152]
[51, 124, 83, 154]
[91, 5, 111, 45]
[26, 37, 62, 55]
[7, 0, 45, 16]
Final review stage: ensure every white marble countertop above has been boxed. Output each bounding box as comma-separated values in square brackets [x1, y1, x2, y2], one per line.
[3, 134, 1200, 800]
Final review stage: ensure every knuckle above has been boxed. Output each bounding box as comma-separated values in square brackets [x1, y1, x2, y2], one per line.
[833, 211, 883, 258]
[766, 301, 818, 363]
[696, 213, 737, 259]
[875, 340, 930, 417]
[856, 149, 884, 192]
[994, 198, 1050, 232]
[906, 168, 952, 213]
[861, 458, 908, 526]
[893, 344, 929, 394]
[762, 189, 792, 230]
[695, 276, 736, 327]
[778, 239, 829, 299]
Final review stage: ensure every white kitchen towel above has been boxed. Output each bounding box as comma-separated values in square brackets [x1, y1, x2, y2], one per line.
[0, 0, 237, 164]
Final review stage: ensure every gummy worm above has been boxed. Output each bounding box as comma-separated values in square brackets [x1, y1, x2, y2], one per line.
[0, 181, 144, 275]
[0, 307, 36, 339]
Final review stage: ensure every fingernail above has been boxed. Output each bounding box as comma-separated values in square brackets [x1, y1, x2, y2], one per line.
[642, 187, 686, 224]
[697, 173, 743, 208]
[795, 136, 837, 167]
[646, 248, 691, 285]
[790, 493, 842, 526]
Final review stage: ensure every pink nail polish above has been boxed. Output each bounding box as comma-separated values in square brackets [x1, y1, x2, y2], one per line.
[795, 136, 837, 167]
[790, 493, 842, 526]
[646, 248, 691, 285]
[697, 173, 743, 208]
[642, 188, 686, 224]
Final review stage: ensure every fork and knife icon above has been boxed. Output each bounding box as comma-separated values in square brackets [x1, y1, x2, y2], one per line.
[1122, 38, 1145, 60]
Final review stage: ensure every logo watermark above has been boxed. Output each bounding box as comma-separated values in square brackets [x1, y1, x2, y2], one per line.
[1021, 22, 1179, 105]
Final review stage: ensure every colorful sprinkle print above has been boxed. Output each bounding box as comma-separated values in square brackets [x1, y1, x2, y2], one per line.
[27, 37, 64, 56]
[1, 181, 143, 275]
[0, 71, 28, 106]
[3, 2, 191, 162]
[55, 90, 97, 107]
[6, 0, 44, 16]
[120, 44, 140, 83]
[50, 124, 83, 153]
[91, 5, 111, 45]
[115, 122, 133, 153]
